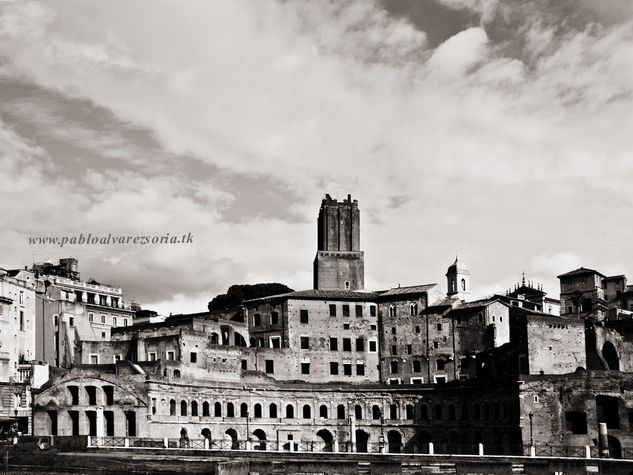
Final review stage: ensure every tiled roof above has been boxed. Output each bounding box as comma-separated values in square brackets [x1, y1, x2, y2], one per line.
[244, 289, 379, 303]
[557, 267, 605, 279]
[378, 283, 437, 297]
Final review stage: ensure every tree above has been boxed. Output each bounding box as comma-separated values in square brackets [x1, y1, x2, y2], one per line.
[208, 283, 293, 311]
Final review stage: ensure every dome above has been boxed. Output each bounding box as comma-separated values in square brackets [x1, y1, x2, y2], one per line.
[446, 255, 470, 276]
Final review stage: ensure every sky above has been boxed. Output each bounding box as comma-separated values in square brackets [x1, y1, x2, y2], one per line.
[1, 0, 632, 315]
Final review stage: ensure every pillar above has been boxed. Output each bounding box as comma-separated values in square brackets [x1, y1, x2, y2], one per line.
[96, 407, 104, 437]
[333, 440, 339, 453]
[585, 445, 591, 459]
[529, 445, 535, 457]
[204, 438, 209, 450]
[598, 422, 609, 458]
[350, 416, 356, 453]
[478, 443, 484, 456]
[163, 437, 168, 448]
[428, 442, 434, 455]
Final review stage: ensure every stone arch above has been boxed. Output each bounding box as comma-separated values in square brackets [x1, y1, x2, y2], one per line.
[603, 341, 620, 370]
[269, 403, 278, 418]
[286, 404, 294, 419]
[180, 400, 188, 416]
[355, 429, 369, 453]
[608, 435, 622, 459]
[214, 402, 222, 417]
[355, 404, 363, 420]
[224, 428, 239, 449]
[252, 428, 267, 450]
[316, 429, 334, 452]
[226, 402, 235, 417]
[372, 405, 381, 420]
[303, 404, 312, 419]
[337, 404, 345, 419]
[319, 404, 328, 419]
[240, 402, 248, 417]
[254, 403, 262, 418]
[387, 430, 402, 453]
[202, 401, 210, 417]
[201, 428, 211, 440]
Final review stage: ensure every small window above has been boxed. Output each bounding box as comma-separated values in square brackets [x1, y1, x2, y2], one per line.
[101, 332, 106, 339]
[253, 314, 261, 326]
[343, 338, 351, 351]
[355, 305, 363, 317]
[389, 305, 396, 317]
[300, 337, 310, 350]
[356, 338, 364, 351]
[265, 359, 274, 374]
[88, 313, 94, 322]
[270, 312, 279, 325]
[69, 317, 74, 327]
[407, 344, 412, 355]
[369, 340, 377, 352]
[436, 323, 442, 331]
[148, 352, 157, 361]
[241, 359, 247, 370]
[391, 345, 397, 355]
[330, 362, 339, 375]
[566, 411, 588, 434]
[345, 281, 350, 290]
[413, 360, 421, 373]
[344, 363, 352, 376]
[101, 314, 106, 323]
[167, 351, 175, 360]
[356, 364, 365, 376]
[436, 359, 445, 371]
[391, 327, 396, 335]
[433, 341, 439, 349]
[269, 336, 281, 348]
[329, 304, 337, 317]
[415, 325, 420, 333]
[370, 306, 376, 317]
[300, 309, 309, 323]
[112, 316, 117, 326]
[342, 305, 350, 317]
[330, 337, 338, 351]
[190, 352, 197, 363]
[301, 362, 310, 374]
[370, 324, 377, 330]
[410, 303, 418, 315]
[390, 361, 399, 374]
[123, 318, 128, 326]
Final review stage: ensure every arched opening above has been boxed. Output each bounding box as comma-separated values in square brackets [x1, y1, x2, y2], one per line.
[202, 401, 210, 417]
[214, 402, 222, 417]
[355, 405, 362, 420]
[240, 403, 248, 417]
[461, 278, 466, 291]
[603, 342, 620, 370]
[180, 400, 188, 416]
[252, 429, 267, 450]
[173, 369, 181, 378]
[406, 405, 415, 420]
[286, 404, 294, 419]
[608, 435, 622, 459]
[201, 428, 211, 440]
[191, 401, 198, 417]
[387, 430, 402, 453]
[179, 427, 189, 448]
[355, 430, 369, 453]
[254, 403, 262, 418]
[226, 402, 235, 418]
[319, 405, 328, 418]
[409, 431, 432, 454]
[372, 405, 381, 420]
[224, 428, 239, 449]
[303, 404, 311, 419]
[211, 333, 219, 345]
[337, 404, 345, 419]
[316, 429, 333, 452]
[234, 332, 246, 347]
[169, 399, 176, 416]
[269, 403, 278, 418]
[249, 337, 257, 347]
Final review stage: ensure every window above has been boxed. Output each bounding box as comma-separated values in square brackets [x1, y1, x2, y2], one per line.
[410, 303, 418, 315]
[478, 313, 483, 323]
[389, 305, 396, 317]
[369, 340, 377, 352]
[436, 359, 445, 371]
[169, 400, 176, 416]
[406, 405, 415, 420]
[356, 363, 365, 376]
[391, 345, 397, 355]
[566, 411, 588, 434]
[415, 325, 420, 333]
[434, 404, 443, 419]
[355, 305, 363, 317]
[370, 324, 377, 330]
[173, 369, 181, 378]
[436, 323, 442, 331]
[123, 318, 128, 326]
[86, 386, 97, 405]
[342, 305, 350, 317]
[433, 341, 439, 349]
[390, 361, 399, 374]
[356, 338, 364, 351]
[407, 344, 412, 355]
[300, 337, 310, 349]
[240, 403, 248, 417]
[226, 403, 234, 417]
[461, 278, 466, 291]
[90, 355, 98, 364]
[167, 351, 175, 360]
[370, 306, 376, 317]
[269, 403, 277, 418]
[203, 401, 210, 417]
[320, 405, 328, 418]
[270, 312, 279, 325]
[191, 401, 199, 417]
[343, 324, 350, 329]
[269, 336, 281, 348]
[286, 405, 294, 419]
[148, 352, 157, 361]
[101, 332, 106, 339]
[345, 281, 350, 289]
[413, 360, 421, 373]
[391, 327, 396, 335]
[389, 404, 397, 419]
[181, 401, 188, 416]
[190, 352, 197, 363]
[301, 362, 310, 374]
[344, 363, 352, 376]
[19, 292, 24, 305]
[241, 359, 247, 370]
[265, 360, 274, 374]
[343, 338, 351, 351]
[253, 314, 261, 326]
[101, 314, 106, 323]
[303, 405, 311, 419]
[89, 313, 94, 322]
[330, 362, 339, 375]
[254, 404, 262, 418]
[329, 304, 337, 317]
[215, 402, 222, 417]
[18, 311, 24, 330]
[300, 309, 309, 323]
[337, 405, 345, 419]
[330, 337, 338, 351]
[112, 316, 117, 326]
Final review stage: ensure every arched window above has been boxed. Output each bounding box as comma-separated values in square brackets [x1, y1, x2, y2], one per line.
[389, 305, 396, 317]
[355, 405, 363, 420]
[240, 403, 248, 417]
[286, 404, 294, 419]
[372, 405, 381, 420]
[451, 279, 456, 292]
[180, 400, 188, 416]
[214, 402, 222, 417]
[406, 405, 415, 420]
[269, 403, 278, 418]
[254, 404, 262, 418]
[191, 401, 198, 417]
[337, 404, 345, 419]
[169, 399, 176, 416]
[461, 279, 466, 291]
[389, 404, 398, 419]
[173, 369, 181, 379]
[303, 404, 311, 419]
[319, 405, 328, 418]
[434, 404, 442, 420]
[410, 303, 418, 316]
[202, 401, 210, 417]
[226, 402, 234, 418]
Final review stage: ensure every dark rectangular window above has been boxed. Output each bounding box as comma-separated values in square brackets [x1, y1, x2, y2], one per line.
[300, 337, 310, 349]
[356, 338, 364, 351]
[407, 344, 412, 355]
[597, 395, 620, 429]
[270, 312, 279, 325]
[241, 359, 247, 370]
[330, 362, 339, 375]
[437, 323, 442, 331]
[356, 364, 365, 376]
[342, 305, 350, 317]
[391, 327, 396, 335]
[190, 352, 197, 363]
[103, 386, 114, 405]
[329, 304, 336, 317]
[433, 341, 439, 349]
[369, 341, 377, 352]
[390, 361, 399, 374]
[370, 306, 376, 317]
[301, 363, 310, 375]
[19, 311, 24, 331]
[300, 309, 309, 323]
[566, 411, 588, 434]
[265, 359, 274, 374]
[253, 314, 261, 326]
[355, 305, 363, 317]
[344, 363, 352, 376]
[343, 338, 351, 351]
[391, 345, 397, 355]
[330, 337, 338, 351]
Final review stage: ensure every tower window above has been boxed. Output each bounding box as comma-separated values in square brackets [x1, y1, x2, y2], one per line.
[389, 305, 396, 317]
[300, 309, 309, 323]
[345, 281, 350, 289]
[461, 279, 466, 291]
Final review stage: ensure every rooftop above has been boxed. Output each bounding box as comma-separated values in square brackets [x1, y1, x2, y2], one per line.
[557, 267, 606, 279]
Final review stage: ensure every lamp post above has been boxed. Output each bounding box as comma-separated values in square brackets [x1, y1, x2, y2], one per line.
[246, 409, 250, 447]
[528, 412, 534, 448]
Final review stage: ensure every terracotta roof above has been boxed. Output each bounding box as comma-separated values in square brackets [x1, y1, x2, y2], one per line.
[557, 267, 606, 279]
[378, 284, 437, 298]
[603, 275, 626, 281]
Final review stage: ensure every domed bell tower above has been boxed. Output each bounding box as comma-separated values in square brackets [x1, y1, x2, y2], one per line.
[446, 255, 470, 301]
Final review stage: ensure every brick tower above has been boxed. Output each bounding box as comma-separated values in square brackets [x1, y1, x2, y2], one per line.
[313, 194, 365, 291]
